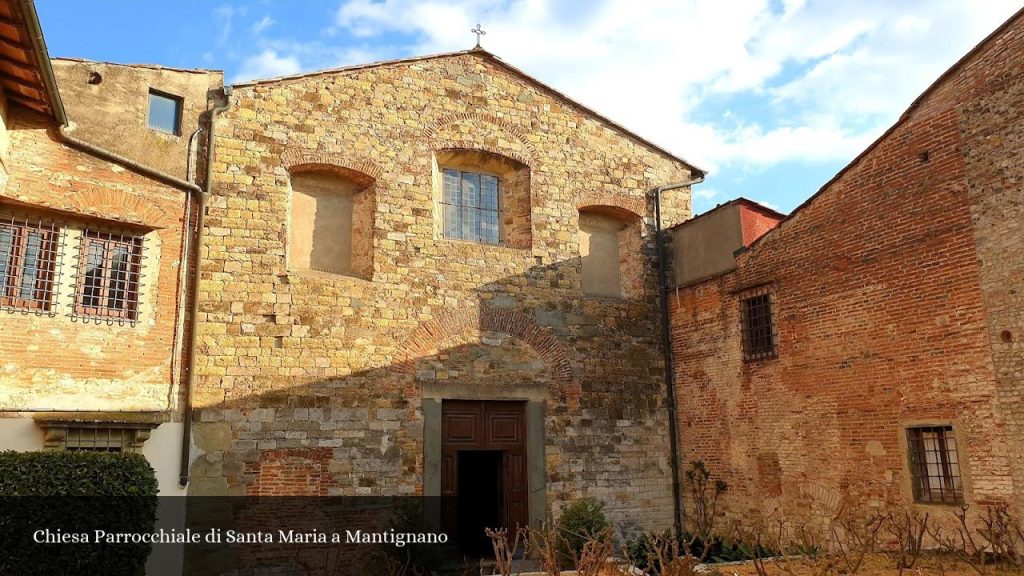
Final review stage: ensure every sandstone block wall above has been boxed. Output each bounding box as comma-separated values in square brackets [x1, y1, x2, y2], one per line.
[190, 50, 696, 533]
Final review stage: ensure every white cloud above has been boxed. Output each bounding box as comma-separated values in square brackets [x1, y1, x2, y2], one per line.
[234, 49, 302, 83]
[692, 188, 719, 200]
[750, 199, 783, 213]
[320, 0, 1021, 175]
[220, 0, 1021, 189]
[252, 16, 275, 35]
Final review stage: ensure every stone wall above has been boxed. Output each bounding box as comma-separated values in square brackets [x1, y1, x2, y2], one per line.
[669, 11, 1024, 522]
[960, 14, 1024, 518]
[190, 50, 697, 534]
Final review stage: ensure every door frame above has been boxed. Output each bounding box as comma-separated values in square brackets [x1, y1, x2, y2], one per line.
[423, 390, 545, 531]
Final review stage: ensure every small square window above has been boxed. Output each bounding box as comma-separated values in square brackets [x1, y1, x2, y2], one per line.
[740, 289, 776, 360]
[147, 89, 182, 135]
[907, 426, 964, 504]
[74, 229, 144, 321]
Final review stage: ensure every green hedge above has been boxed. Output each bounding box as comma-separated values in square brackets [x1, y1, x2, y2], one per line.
[0, 450, 159, 576]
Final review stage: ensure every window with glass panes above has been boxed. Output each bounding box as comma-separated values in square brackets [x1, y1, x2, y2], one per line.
[147, 89, 182, 135]
[0, 216, 60, 312]
[442, 169, 500, 245]
[75, 230, 143, 321]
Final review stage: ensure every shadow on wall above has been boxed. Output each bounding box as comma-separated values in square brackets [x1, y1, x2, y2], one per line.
[186, 254, 671, 569]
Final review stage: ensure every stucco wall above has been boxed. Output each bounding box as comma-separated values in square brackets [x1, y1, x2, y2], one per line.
[51, 58, 222, 181]
[670, 203, 742, 286]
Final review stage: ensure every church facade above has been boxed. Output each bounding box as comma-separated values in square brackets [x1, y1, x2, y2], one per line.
[185, 48, 701, 537]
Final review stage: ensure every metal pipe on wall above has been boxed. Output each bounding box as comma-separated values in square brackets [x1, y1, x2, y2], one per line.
[652, 174, 705, 536]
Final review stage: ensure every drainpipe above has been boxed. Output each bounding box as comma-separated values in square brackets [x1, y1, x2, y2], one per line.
[652, 174, 705, 536]
[21, 0, 228, 489]
[171, 128, 204, 407]
[179, 87, 232, 487]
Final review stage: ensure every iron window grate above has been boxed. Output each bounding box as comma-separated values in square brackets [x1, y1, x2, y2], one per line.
[62, 427, 139, 453]
[740, 288, 777, 361]
[907, 426, 964, 504]
[73, 229, 146, 323]
[441, 168, 501, 245]
[0, 212, 64, 315]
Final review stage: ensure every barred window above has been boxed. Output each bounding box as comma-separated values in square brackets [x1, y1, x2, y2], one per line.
[74, 229, 143, 321]
[62, 427, 140, 453]
[442, 169, 500, 245]
[0, 215, 61, 313]
[907, 426, 964, 504]
[741, 289, 776, 360]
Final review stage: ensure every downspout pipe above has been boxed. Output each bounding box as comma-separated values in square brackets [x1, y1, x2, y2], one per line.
[652, 174, 705, 536]
[22, 0, 227, 490]
[179, 88, 232, 487]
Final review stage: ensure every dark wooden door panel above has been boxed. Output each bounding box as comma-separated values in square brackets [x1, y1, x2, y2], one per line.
[486, 412, 523, 447]
[504, 450, 529, 528]
[441, 400, 529, 539]
[443, 413, 481, 445]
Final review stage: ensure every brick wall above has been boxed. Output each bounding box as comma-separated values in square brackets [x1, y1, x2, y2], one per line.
[190, 50, 697, 534]
[670, 12, 1024, 522]
[0, 106, 189, 414]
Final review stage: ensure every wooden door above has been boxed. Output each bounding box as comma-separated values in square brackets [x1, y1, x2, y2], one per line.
[441, 400, 528, 541]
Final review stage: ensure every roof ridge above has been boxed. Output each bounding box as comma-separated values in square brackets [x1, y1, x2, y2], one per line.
[52, 56, 222, 74]
[232, 48, 705, 176]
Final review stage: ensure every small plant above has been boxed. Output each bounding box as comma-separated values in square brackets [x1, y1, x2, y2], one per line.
[558, 497, 611, 566]
[626, 532, 702, 576]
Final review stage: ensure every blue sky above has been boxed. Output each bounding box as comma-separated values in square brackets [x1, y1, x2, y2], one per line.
[37, 0, 1022, 215]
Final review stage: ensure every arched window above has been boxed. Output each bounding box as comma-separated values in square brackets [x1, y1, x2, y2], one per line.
[288, 170, 373, 279]
[433, 149, 531, 248]
[578, 207, 644, 299]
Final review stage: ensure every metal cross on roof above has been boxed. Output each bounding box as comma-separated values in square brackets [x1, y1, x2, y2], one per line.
[470, 23, 486, 48]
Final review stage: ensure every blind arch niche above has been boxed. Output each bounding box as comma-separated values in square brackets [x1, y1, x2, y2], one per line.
[287, 166, 375, 279]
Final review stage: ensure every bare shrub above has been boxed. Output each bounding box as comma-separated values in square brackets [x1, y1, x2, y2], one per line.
[978, 502, 1024, 568]
[528, 523, 565, 576]
[624, 532, 701, 576]
[570, 526, 616, 576]
[928, 504, 992, 575]
[829, 506, 885, 575]
[485, 527, 528, 576]
[683, 460, 727, 559]
[885, 509, 930, 575]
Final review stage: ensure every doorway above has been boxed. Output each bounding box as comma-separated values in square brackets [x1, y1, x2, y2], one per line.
[441, 400, 528, 556]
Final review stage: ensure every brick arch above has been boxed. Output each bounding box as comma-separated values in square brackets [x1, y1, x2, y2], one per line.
[67, 188, 174, 228]
[576, 191, 646, 221]
[425, 112, 536, 165]
[394, 306, 579, 407]
[281, 149, 382, 188]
